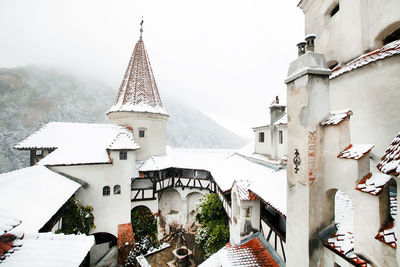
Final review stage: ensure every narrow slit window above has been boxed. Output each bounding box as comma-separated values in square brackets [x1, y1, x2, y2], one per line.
[330, 3, 339, 17]
[259, 132, 265, 143]
[279, 130, 283, 144]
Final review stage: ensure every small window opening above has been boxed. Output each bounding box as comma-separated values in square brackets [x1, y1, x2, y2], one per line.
[119, 151, 127, 160]
[246, 207, 252, 217]
[279, 130, 283, 144]
[328, 60, 339, 70]
[139, 129, 145, 138]
[330, 3, 339, 17]
[383, 28, 400, 45]
[35, 149, 43, 156]
[259, 132, 265, 143]
[103, 186, 110, 196]
[114, 185, 121, 195]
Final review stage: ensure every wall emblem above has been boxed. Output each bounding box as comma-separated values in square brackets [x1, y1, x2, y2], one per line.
[293, 149, 301, 173]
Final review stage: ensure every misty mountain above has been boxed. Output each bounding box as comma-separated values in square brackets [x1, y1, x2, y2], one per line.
[0, 66, 247, 173]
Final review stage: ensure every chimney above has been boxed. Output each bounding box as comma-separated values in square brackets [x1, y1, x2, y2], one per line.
[305, 34, 316, 52]
[297, 41, 307, 57]
[270, 96, 285, 125]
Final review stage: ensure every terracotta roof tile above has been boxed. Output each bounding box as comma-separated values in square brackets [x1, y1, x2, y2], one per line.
[377, 132, 400, 177]
[200, 233, 282, 266]
[355, 173, 391, 195]
[338, 144, 374, 160]
[108, 38, 167, 115]
[321, 109, 352, 126]
[324, 232, 372, 267]
[375, 220, 397, 249]
[330, 40, 400, 79]
[117, 223, 135, 249]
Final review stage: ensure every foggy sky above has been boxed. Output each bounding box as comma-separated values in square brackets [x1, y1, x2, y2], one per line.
[0, 0, 304, 138]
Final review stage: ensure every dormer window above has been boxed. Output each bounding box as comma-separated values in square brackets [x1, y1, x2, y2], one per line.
[119, 151, 127, 160]
[139, 129, 146, 138]
[259, 132, 265, 143]
[103, 186, 110, 196]
[114, 185, 121, 195]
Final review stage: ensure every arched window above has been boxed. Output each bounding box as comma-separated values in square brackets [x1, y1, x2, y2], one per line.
[103, 186, 110, 196]
[114, 185, 121, 195]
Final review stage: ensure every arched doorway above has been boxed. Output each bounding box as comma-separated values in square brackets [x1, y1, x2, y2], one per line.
[187, 192, 204, 227]
[131, 205, 158, 248]
[159, 188, 181, 229]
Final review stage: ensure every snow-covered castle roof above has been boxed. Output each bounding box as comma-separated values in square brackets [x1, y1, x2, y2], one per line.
[107, 36, 167, 116]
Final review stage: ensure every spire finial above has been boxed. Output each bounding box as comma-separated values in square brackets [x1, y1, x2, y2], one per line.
[140, 17, 144, 39]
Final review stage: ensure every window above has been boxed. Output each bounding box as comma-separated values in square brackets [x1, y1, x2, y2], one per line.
[383, 28, 400, 45]
[259, 132, 265, 143]
[114, 185, 121, 195]
[330, 3, 339, 17]
[139, 129, 145, 138]
[119, 151, 127, 160]
[103, 186, 110, 196]
[279, 130, 283, 144]
[35, 149, 43, 156]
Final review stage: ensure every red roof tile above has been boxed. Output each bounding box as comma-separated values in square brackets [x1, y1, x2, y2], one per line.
[375, 219, 397, 249]
[377, 132, 400, 177]
[117, 223, 135, 249]
[337, 144, 374, 160]
[108, 37, 166, 115]
[355, 173, 391, 195]
[331, 40, 400, 79]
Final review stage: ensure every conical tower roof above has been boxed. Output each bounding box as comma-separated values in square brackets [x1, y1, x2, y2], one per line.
[107, 37, 167, 115]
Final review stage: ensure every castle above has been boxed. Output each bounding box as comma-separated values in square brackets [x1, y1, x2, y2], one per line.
[1, 0, 400, 266]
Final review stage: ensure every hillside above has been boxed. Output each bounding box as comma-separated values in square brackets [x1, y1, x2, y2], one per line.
[0, 66, 247, 173]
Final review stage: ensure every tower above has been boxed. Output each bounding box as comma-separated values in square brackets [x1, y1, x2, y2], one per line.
[107, 22, 168, 161]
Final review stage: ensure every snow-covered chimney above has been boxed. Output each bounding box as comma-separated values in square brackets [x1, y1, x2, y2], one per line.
[297, 41, 307, 57]
[305, 34, 316, 52]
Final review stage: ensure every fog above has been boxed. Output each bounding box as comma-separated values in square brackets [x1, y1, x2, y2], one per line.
[0, 0, 304, 138]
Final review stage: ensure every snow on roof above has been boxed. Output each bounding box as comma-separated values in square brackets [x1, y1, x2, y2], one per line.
[108, 132, 140, 150]
[234, 180, 257, 201]
[355, 173, 391, 195]
[330, 39, 400, 79]
[321, 109, 352, 126]
[1, 232, 94, 267]
[375, 220, 397, 249]
[137, 147, 234, 172]
[0, 166, 81, 233]
[199, 233, 283, 267]
[14, 122, 139, 165]
[324, 190, 372, 266]
[107, 38, 167, 116]
[274, 113, 287, 126]
[337, 144, 374, 160]
[137, 148, 286, 215]
[0, 210, 21, 236]
[211, 154, 287, 215]
[377, 132, 400, 177]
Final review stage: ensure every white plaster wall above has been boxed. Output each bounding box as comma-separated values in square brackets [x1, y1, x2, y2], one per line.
[131, 199, 159, 214]
[254, 127, 271, 156]
[50, 150, 135, 237]
[330, 57, 400, 167]
[300, 0, 400, 64]
[108, 111, 168, 160]
[275, 125, 287, 159]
